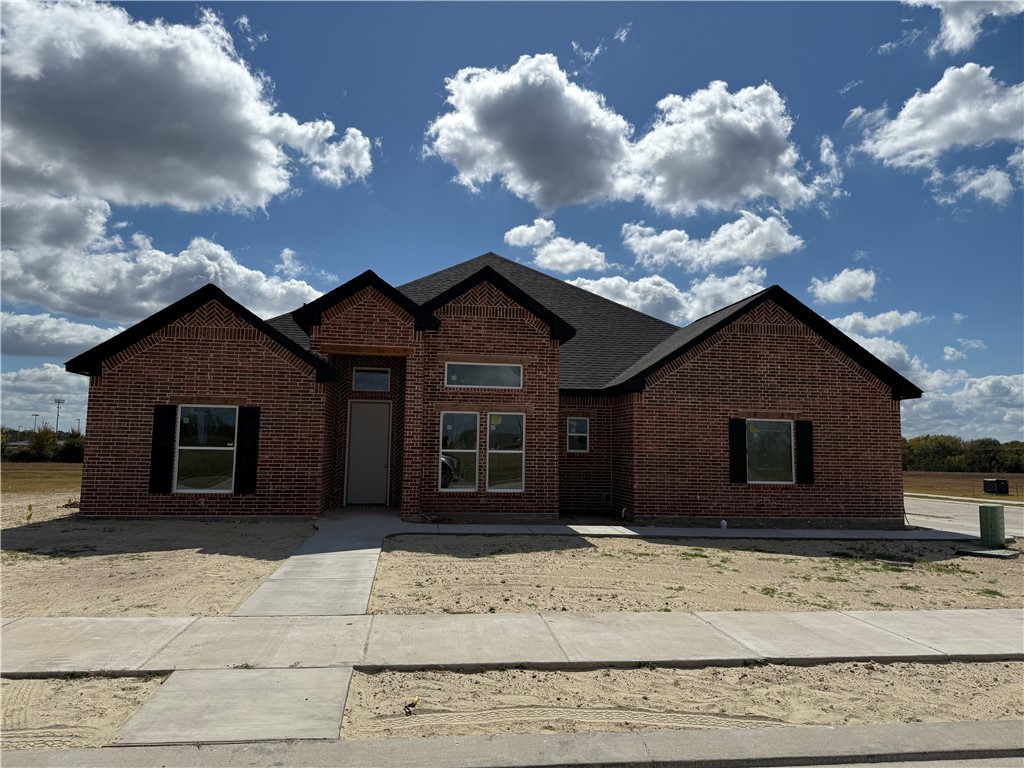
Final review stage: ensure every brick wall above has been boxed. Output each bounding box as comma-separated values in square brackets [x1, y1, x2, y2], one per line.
[79, 300, 327, 516]
[414, 282, 561, 520]
[558, 396, 614, 516]
[627, 299, 905, 526]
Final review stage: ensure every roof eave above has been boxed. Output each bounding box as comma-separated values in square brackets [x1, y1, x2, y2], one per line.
[291, 270, 440, 333]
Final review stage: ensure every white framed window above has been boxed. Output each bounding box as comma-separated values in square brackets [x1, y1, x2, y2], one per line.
[745, 419, 794, 484]
[174, 405, 238, 493]
[487, 413, 524, 492]
[567, 417, 589, 453]
[445, 362, 522, 389]
[440, 411, 478, 491]
[353, 368, 390, 392]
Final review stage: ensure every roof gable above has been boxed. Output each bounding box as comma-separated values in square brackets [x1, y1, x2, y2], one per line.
[65, 284, 339, 382]
[606, 285, 922, 400]
[420, 264, 576, 343]
[291, 269, 439, 333]
[400, 253, 677, 388]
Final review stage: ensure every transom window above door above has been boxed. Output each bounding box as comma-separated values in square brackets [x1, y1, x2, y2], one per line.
[353, 368, 390, 392]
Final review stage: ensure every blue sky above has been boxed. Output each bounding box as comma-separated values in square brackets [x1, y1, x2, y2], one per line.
[1, 0, 1022, 440]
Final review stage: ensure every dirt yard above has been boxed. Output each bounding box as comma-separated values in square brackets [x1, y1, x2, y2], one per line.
[1, 489, 314, 617]
[344, 661, 1024, 739]
[368, 534, 1023, 614]
[1, 675, 166, 749]
[904, 471, 1024, 501]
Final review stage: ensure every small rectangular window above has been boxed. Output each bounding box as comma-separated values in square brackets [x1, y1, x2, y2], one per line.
[746, 419, 794, 483]
[175, 405, 238, 492]
[488, 413, 524, 492]
[445, 362, 522, 388]
[353, 368, 390, 392]
[567, 417, 589, 452]
[440, 412, 478, 491]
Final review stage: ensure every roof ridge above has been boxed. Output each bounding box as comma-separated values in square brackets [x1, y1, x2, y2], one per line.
[472, 252, 680, 332]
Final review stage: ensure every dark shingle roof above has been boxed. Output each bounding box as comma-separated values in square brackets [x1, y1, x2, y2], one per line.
[399, 253, 679, 389]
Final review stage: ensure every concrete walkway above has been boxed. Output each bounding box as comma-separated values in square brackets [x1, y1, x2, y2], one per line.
[2, 505, 1021, 766]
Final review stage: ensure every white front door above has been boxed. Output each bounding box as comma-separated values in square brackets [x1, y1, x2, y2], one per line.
[346, 401, 390, 505]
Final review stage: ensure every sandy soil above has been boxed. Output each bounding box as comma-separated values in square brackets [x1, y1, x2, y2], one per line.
[1, 675, 166, 749]
[344, 661, 1024, 739]
[368, 535, 1023, 614]
[1, 491, 314, 617]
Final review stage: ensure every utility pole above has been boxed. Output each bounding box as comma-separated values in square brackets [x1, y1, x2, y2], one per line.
[54, 399, 66, 434]
[76, 418, 81, 433]
[31, 414, 40, 431]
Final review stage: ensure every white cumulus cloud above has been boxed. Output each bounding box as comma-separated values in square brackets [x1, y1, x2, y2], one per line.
[905, 0, 1024, 55]
[850, 333, 1023, 440]
[425, 56, 833, 216]
[947, 165, 1015, 205]
[830, 309, 931, 336]
[808, 268, 877, 304]
[504, 218, 557, 248]
[0, 363, 90, 433]
[630, 81, 814, 215]
[856, 64, 1023, 170]
[2, 234, 321, 323]
[424, 54, 632, 211]
[0, 313, 124, 358]
[943, 346, 966, 361]
[568, 266, 767, 325]
[533, 237, 608, 274]
[1, 1, 373, 213]
[623, 212, 803, 272]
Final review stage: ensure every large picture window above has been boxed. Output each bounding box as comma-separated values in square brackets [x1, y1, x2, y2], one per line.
[745, 419, 793, 483]
[729, 418, 813, 485]
[440, 412, 478, 491]
[445, 362, 522, 389]
[175, 406, 238, 492]
[487, 413, 524, 492]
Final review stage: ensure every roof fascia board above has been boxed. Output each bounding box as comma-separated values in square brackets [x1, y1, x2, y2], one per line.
[291, 270, 440, 332]
[65, 284, 339, 382]
[420, 265, 576, 342]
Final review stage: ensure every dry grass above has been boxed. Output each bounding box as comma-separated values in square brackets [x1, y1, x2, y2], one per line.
[1, 463, 82, 494]
[904, 471, 1023, 500]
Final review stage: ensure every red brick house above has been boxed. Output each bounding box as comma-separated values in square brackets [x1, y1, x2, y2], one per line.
[66, 252, 922, 527]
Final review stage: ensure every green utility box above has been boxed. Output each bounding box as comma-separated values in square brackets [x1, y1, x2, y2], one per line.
[979, 504, 1006, 549]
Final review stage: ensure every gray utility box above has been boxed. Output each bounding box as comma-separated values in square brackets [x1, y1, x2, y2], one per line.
[983, 478, 1010, 495]
[979, 504, 1006, 548]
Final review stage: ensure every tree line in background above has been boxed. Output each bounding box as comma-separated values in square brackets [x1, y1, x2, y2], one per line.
[2, 426, 1021, 472]
[1, 426, 84, 463]
[903, 435, 1024, 473]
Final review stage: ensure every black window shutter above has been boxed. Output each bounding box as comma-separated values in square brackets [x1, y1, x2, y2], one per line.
[234, 407, 260, 494]
[149, 405, 177, 494]
[795, 420, 814, 485]
[728, 418, 747, 483]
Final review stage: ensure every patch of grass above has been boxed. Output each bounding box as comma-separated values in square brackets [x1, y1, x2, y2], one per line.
[978, 588, 1006, 598]
[923, 562, 977, 576]
[897, 584, 923, 592]
[1, 463, 82, 494]
[677, 549, 709, 560]
[904, 471, 1024, 501]
[760, 586, 778, 597]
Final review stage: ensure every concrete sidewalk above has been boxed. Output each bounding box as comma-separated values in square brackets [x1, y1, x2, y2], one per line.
[5, 608, 1021, 675]
[4, 721, 1022, 767]
[2, 507, 1021, 765]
